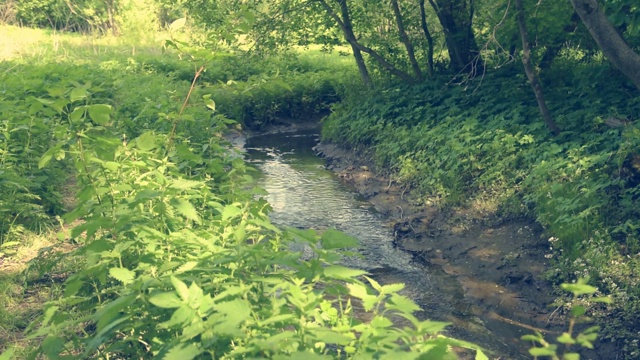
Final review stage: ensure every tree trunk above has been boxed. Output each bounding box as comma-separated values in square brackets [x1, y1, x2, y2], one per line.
[515, 0, 560, 135]
[104, 0, 117, 35]
[428, 0, 480, 73]
[317, 0, 371, 86]
[317, 0, 413, 83]
[419, 0, 435, 76]
[391, 0, 423, 80]
[569, 0, 640, 91]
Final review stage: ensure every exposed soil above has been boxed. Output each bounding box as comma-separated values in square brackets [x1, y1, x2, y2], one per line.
[313, 142, 615, 359]
[233, 118, 619, 358]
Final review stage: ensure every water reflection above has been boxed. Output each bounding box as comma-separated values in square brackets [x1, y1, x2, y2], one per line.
[245, 128, 526, 359]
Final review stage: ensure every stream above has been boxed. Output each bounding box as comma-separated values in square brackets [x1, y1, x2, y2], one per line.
[244, 127, 527, 359]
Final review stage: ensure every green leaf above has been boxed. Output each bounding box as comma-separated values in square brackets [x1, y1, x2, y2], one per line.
[557, 332, 575, 345]
[170, 198, 201, 223]
[170, 179, 203, 190]
[70, 87, 88, 102]
[365, 276, 382, 292]
[570, 305, 586, 318]
[321, 228, 359, 249]
[381, 283, 405, 294]
[521, 333, 543, 342]
[41, 335, 65, 358]
[109, 267, 135, 285]
[187, 282, 204, 309]
[347, 283, 370, 299]
[417, 320, 451, 334]
[87, 104, 112, 125]
[163, 342, 201, 360]
[205, 98, 216, 112]
[149, 292, 183, 308]
[69, 106, 85, 123]
[529, 346, 558, 356]
[64, 277, 83, 297]
[564, 353, 580, 360]
[561, 283, 597, 296]
[40, 306, 60, 327]
[159, 305, 193, 329]
[169, 18, 187, 32]
[175, 261, 199, 274]
[288, 227, 318, 243]
[323, 265, 367, 280]
[103, 161, 120, 172]
[172, 276, 190, 302]
[0, 346, 15, 360]
[95, 294, 137, 332]
[221, 204, 242, 221]
[388, 293, 421, 313]
[258, 314, 296, 327]
[371, 315, 393, 328]
[475, 349, 489, 360]
[213, 299, 251, 335]
[39, 146, 61, 169]
[136, 131, 157, 151]
[36, 98, 64, 113]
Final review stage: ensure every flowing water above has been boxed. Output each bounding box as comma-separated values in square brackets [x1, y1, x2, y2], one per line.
[244, 127, 527, 358]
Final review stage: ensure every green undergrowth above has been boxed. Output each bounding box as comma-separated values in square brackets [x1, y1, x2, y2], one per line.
[322, 59, 640, 357]
[1, 27, 489, 359]
[0, 25, 355, 244]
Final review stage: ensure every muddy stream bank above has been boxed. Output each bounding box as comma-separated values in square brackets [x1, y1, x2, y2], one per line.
[235, 123, 586, 359]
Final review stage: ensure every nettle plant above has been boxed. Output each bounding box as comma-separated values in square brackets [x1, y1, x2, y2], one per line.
[523, 278, 612, 360]
[17, 78, 487, 359]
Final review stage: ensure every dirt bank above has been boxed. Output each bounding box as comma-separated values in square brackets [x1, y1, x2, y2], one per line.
[314, 142, 615, 359]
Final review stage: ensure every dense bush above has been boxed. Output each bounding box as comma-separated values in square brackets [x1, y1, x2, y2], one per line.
[13, 0, 113, 32]
[322, 58, 640, 356]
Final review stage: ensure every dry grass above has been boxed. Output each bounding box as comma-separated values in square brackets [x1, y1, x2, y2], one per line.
[0, 24, 166, 63]
[0, 228, 66, 355]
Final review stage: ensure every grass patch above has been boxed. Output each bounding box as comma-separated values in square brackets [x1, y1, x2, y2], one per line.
[0, 229, 69, 356]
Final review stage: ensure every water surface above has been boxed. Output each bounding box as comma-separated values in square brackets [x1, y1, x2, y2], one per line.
[245, 127, 526, 358]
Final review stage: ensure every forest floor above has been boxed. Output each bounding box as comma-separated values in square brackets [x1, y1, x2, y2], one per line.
[313, 141, 614, 359]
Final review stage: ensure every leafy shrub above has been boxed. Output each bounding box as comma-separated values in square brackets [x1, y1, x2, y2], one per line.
[1, 31, 489, 359]
[14, 0, 112, 32]
[322, 61, 640, 357]
[11, 65, 486, 360]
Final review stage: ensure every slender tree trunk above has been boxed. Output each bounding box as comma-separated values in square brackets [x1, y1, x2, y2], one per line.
[337, 0, 371, 87]
[316, 0, 370, 86]
[317, 0, 413, 83]
[104, 0, 117, 35]
[419, 0, 435, 76]
[352, 46, 372, 87]
[515, 0, 560, 135]
[391, 0, 423, 80]
[569, 0, 640, 91]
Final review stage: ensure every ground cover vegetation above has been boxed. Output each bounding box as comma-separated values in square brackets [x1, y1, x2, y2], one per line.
[163, 0, 638, 357]
[1, 0, 639, 358]
[0, 21, 489, 360]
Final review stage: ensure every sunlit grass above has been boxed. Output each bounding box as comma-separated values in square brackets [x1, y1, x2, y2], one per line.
[0, 228, 69, 356]
[0, 24, 168, 63]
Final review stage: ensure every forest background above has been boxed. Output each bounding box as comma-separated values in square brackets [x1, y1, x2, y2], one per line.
[0, 0, 639, 358]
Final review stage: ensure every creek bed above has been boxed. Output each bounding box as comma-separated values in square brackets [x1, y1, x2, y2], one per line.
[244, 127, 528, 359]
